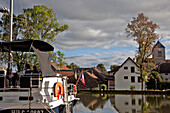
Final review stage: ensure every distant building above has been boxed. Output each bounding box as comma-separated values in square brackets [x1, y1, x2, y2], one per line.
[51, 62, 76, 84]
[75, 67, 113, 89]
[113, 57, 142, 90]
[152, 41, 170, 82]
[159, 63, 170, 82]
[152, 41, 170, 65]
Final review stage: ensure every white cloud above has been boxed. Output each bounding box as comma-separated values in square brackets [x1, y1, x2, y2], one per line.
[1, 0, 170, 69]
[66, 50, 135, 70]
[87, 28, 109, 37]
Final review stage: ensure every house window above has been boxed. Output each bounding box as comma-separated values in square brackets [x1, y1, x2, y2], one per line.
[131, 76, 135, 83]
[124, 76, 128, 79]
[165, 73, 168, 75]
[138, 99, 142, 105]
[132, 99, 135, 105]
[124, 67, 128, 70]
[138, 76, 141, 82]
[125, 102, 129, 105]
[131, 67, 135, 73]
[158, 51, 162, 57]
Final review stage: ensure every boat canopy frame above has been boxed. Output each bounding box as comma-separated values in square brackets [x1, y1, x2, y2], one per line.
[0, 39, 56, 77]
[0, 39, 54, 52]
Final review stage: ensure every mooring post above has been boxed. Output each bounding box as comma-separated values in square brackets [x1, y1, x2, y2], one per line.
[63, 76, 70, 113]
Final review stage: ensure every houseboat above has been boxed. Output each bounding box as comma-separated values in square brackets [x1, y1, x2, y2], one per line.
[0, 39, 79, 113]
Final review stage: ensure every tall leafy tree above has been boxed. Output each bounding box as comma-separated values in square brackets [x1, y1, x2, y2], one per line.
[67, 62, 80, 70]
[110, 64, 119, 71]
[56, 50, 68, 68]
[0, 5, 69, 71]
[147, 71, 162, 89]
[97, 63, 107, 74]
[0, 14, 26, 71]
[22, 5, 68, 41]
[125, 13, 160, 90]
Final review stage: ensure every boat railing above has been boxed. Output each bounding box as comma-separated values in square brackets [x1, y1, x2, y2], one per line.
[20, 75, 41, 88]
[0, 88, 30, 92]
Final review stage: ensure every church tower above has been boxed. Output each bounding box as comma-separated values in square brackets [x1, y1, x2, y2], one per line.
[152, 41, 166, 65]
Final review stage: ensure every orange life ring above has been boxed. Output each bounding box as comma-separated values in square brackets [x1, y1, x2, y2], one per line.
[53, 82, 63, 99]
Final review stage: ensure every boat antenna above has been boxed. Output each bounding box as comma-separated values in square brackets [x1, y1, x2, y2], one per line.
[7, 0, 13, 87]
[9, 0, 13, 42]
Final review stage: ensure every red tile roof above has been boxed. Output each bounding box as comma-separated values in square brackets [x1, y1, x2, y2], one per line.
[56, 71, 74, 77]
[86, 72, 98, 79]
[51, 62, 70, 70]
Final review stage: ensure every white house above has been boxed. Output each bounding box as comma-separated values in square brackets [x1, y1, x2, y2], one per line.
[114, 57, 142, 90]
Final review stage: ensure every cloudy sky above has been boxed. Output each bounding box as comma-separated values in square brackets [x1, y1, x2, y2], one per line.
[1, 0, 170, 70]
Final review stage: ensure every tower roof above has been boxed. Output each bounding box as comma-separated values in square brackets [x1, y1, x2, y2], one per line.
[154, 41, 165, 48]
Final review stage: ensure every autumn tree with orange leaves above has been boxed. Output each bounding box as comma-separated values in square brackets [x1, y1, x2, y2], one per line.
[125, 13, 160, 90]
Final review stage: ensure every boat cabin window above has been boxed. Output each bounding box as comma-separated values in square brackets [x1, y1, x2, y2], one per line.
[0, 70, 5, 76]
[0, 71, 4, 74]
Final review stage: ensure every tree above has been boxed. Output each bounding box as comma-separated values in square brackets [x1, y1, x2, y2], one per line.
[110, 64, 119, 71]
[67, 62, 80, 70]
[56, 50, 68, 68]
[0, 5, 69, 71]
[147, 71, 162, 89]
[125, 13, 160, 90]
[97, 63, 107, 74]
[0, 14, 27, 71]
[22, 5, 68, 41]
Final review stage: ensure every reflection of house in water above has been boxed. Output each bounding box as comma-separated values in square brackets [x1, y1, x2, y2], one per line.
[114, 95, 143, 113]
[109, 95, 115, 107]
[77, 93, 108, 111]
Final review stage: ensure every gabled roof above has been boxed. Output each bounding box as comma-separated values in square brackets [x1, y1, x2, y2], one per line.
[56, 70, 74, 77]
[93, 68, 107, 79]
[86, 72, 98, 79]
[153, 41, 165, 48]
[113, 57, 139, 75]
[121, 57, 139, 68]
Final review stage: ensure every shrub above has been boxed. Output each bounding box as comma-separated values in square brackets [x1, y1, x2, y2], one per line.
[130, 86, 136, 90]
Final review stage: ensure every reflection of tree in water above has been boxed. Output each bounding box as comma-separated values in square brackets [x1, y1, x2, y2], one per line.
[77, 93, 108, 111]
[146, 95, 170, 113]
[76, 93, 169, 113]
[109, 95, 115, 107]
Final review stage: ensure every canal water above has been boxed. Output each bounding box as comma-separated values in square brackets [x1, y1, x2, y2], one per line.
[73, 93, 170, 113]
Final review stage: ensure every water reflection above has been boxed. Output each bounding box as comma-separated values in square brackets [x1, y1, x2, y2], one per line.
[114, 95, 143, 113]
[74, 93, 170, 113]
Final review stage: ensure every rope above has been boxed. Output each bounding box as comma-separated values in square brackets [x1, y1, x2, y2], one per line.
[24, 40, 34, 68]
[39, 102, 53, 113]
